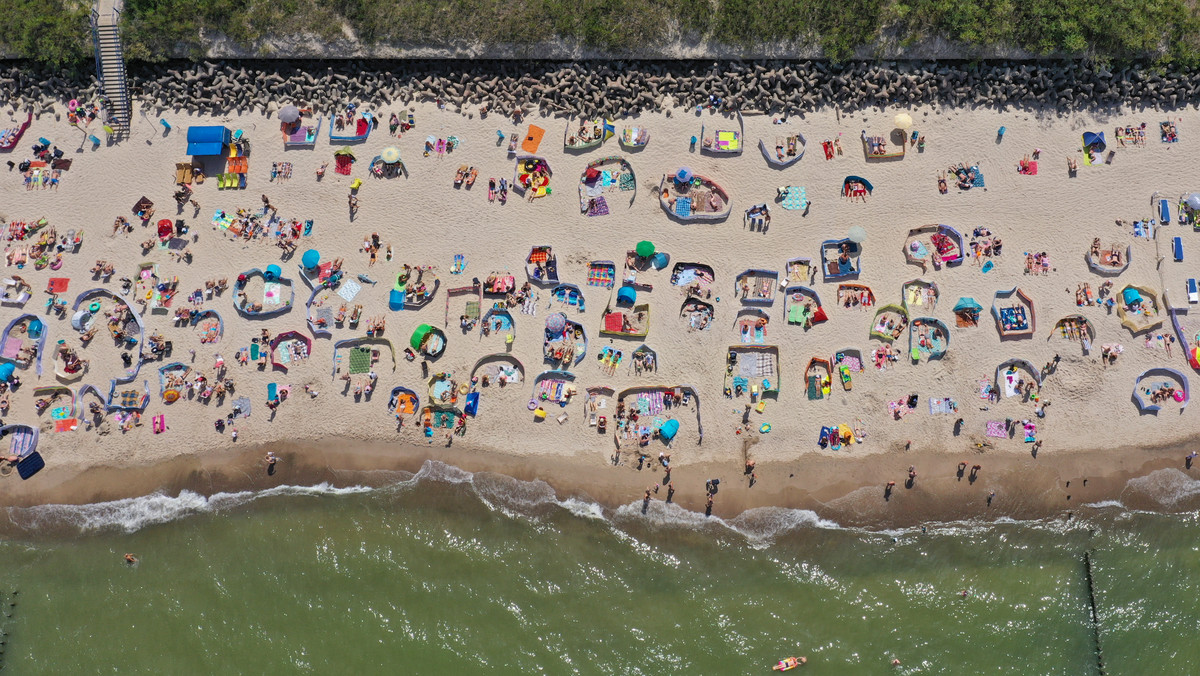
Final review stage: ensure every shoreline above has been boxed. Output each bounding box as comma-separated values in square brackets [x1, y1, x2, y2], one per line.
[3, 435, 1197, 533]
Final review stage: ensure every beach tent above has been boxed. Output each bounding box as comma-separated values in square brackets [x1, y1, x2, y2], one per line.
[617, 286, 637, 304]
[264, 264, 282, 282]
[0, 362, 13, 381]
[660, 418, 680, 442]
[186, 125, 231, 155]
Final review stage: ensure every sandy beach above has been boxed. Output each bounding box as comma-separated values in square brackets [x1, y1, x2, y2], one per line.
[0, 97, 1197, 522]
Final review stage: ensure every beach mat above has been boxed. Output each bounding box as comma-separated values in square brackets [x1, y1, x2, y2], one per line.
[17, 451, 44, 480]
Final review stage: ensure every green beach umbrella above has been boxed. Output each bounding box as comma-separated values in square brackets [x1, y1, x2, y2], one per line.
[635, 241, 655, 258]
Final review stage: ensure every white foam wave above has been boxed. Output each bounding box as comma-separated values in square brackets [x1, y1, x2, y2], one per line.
[1125, 468, 1200, 508]
[1082, 499, 1127, 510]
[7, 482, 372, 534]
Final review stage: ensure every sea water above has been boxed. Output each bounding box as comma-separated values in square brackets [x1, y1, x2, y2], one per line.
[0, 460, 1196, 674]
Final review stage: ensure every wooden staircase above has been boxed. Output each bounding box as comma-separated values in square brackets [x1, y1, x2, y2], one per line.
[90, 0, 131, 138]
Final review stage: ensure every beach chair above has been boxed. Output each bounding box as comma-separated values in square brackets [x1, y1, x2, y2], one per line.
[238, 173, 247, 189]
[267, 382, 278, 402]
[160, 119, 171, 132]
[88, 135, 100, 148]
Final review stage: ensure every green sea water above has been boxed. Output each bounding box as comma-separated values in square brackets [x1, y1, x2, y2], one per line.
[0, 461, 1197, 674]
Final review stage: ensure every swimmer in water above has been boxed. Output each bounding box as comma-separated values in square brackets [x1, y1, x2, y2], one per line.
[124, 553, 138, 565]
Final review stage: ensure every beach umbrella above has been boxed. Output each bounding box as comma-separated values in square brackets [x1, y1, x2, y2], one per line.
[546, 312, 567, 334]
[674, 167, 693, 184]
[380, 146, 401, 164]
[278, 105, 301, 123]
[894, 113, 913, 129]
[1188, 193, 1200, 211]
[617, 285, 637, 304]
[1190, 347, 1200, 370]
[847, 225, 868, 244]
[301, 249, 320, 269]
[635, 240, 655, 258]
[163, 389, 180, 403]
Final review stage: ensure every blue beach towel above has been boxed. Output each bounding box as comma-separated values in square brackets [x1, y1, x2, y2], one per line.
[971, 166, 985, 188]
[675, 197, 692, 217]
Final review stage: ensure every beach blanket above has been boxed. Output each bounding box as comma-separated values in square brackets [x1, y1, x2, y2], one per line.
[522, 292, 538, 316]
[587, 264, 614, 287]
[231, 396, 251, 418]
[675, 197, 692, 218]
[986, 421, 1007, 438]
[928, 397, 955, 415]
[971, 166, 985, 188]
[348, 346, 372, 374]
[838, 356, 862, 372]
[263, 282, 282, 305]
[619, 173, 635, 191]
[977, 379, 992, 400]
[117, 389, 143, 409]
[781, 186, 808, 210]
[334, 154, 353, 175]
[587, 196, 609, 217]
[337, 280, 362, 303]
[212, 211, 234, 230]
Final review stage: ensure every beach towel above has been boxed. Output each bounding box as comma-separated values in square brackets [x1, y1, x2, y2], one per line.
[54, 418, 78, 432]
[986, 421, 1007, 438]
[337, 280, 362, 303]
[619, 173, 635, 191]
[334, 154, 353, 175]
[588, 264, 614, 288]
[521, 125, 546, 153]
[977, 379, 992, 400]
[587, 196, 609, 217]
[838, 356, 862, 372]
[807, 376, 822, 400]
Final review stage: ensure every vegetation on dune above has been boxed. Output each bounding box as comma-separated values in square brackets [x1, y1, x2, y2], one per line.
[3, 0, 1200, 67]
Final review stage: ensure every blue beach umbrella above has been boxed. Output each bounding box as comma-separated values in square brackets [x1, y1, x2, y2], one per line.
[301, 249, 320, 269]
[674, 167, 693, 184]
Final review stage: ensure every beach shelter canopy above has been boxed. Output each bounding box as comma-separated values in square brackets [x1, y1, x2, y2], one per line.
[617, 286, 637, 303]
[953, 297, 982, 313]
[186, 125, 231, 155]
[636, 241, 656, 258]
[301, 249, 320, 269]
[279, 105, 301, 123]
[410, 324, 433, 350]
[843, 175, 874, 192]
[1083, 131, 1106, 151]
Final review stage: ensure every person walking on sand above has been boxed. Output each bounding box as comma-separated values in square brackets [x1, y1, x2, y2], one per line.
[1187, 451, 1197, 469]
[705, 495, 714, 517]
[666, 483, 675, 503]
[265, 451, 278, 475]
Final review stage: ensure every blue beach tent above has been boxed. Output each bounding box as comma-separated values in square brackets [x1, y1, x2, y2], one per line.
[186, 126, 231, 155]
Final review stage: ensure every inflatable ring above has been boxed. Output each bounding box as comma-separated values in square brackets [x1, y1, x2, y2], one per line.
[458, 383, 469, 395]
[527, 398, 538, 410]
[89, 301, 101, 313]
[760, 423, 771, 433]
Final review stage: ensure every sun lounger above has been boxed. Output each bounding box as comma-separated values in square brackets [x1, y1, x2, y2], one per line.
[88, 135, 101, 147]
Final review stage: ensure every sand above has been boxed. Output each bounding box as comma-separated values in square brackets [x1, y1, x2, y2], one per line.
[0, 100, 1195, 521]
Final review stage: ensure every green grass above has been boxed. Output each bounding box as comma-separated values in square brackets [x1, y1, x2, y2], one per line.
[3, 0, 1200, 67]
